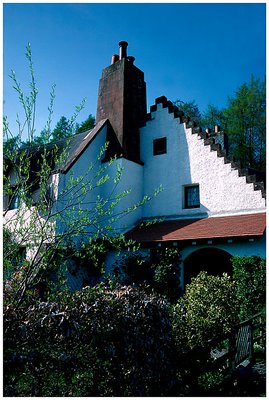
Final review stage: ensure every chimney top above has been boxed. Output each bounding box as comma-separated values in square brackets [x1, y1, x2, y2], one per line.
[127, 56, 135, 65]
[111, 54, 119, 65]
[119, 41, 128, 59]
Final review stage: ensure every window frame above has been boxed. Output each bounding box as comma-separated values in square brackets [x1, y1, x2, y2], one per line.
[184, 184, 200, 209]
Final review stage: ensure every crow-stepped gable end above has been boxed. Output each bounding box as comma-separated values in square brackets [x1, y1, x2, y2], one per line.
[96, 41, 147, 163]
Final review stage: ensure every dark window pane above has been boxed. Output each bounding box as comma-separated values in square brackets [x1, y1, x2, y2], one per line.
[153, 137, 167, 155]
[185, 185, 200, 208]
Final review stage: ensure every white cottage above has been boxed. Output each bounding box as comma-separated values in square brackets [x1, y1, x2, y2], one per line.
[4, 41, 266, 290]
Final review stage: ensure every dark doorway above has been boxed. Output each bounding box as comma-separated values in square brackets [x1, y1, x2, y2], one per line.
[184, 247, 232, 287]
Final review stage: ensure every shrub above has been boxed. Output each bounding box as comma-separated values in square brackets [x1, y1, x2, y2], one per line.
[4, 282, 177, 396]
[112, 247, 182, 302]
[112, 253, 154, 286]
[172, 271, 239, 350]
[232, 256, 266, 320]
[170, 272, 240, 394]
[152, 247, 182, 302]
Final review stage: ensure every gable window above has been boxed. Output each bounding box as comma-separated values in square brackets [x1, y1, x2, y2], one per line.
[184, 184, 200, 209]
[153, 137, 167, 155]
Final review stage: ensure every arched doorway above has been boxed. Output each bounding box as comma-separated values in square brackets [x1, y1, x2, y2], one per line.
[184, 247, 232, 287]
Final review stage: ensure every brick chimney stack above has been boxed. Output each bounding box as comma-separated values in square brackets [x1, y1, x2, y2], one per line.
[96, 41, 147, 163]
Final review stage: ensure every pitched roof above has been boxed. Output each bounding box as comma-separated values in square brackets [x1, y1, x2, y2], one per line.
[126, 213, 266, 243]
[59, 118, 108, 172]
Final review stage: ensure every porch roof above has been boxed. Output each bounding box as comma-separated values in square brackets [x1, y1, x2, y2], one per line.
[126, 213, 266, 243]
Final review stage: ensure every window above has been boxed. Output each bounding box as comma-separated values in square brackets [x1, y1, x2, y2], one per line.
[184, 185, 200, 208]
[153, 137, 167, 155]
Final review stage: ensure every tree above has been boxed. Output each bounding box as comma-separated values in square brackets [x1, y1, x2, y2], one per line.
[232, 256, 266, 320]
[174, 99, 202, 126]
[51, 116, 72, 141]
[201, 104, 224, 131]
[3, 44, 157, 307]
[76, 114, 95, 133]
[222, 75, 266, 171]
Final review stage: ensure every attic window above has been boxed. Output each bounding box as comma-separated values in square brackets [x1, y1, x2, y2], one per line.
[184, 185, 200, 209]
[153, 137, 167, 155]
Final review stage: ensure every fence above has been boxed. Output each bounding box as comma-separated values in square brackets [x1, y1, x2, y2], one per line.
[208, 311, 265, 372]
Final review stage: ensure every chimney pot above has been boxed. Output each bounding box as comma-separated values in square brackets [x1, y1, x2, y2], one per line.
[119, 40, 128, 59]
[127, 56, 135, 65]
[111, 54, 119, 65]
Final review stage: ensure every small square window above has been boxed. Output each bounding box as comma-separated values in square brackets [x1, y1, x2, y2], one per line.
[184, 185, 200, 208]
[153, 137, 167, 155]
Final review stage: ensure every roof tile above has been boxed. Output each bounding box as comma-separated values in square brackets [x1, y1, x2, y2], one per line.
[126, 213, 266, 243]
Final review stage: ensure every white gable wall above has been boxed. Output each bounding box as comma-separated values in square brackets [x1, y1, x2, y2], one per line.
[140, 103, 265, 219]
[56, 125, 108, 239]
[56, 125, 143, 240]
[100, 157, 143, 233]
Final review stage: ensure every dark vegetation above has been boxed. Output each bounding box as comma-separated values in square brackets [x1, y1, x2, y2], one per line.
[4, 251, 266, 396]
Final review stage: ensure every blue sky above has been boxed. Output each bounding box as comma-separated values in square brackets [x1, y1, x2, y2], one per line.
[3, 2, 266, 139]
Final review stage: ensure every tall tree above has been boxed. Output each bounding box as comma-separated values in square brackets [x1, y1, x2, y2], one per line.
[174, 99, 202, 126]
[51, 116, 72, 142]
[77, 114, 95, 133]
[201, 104, 224, 131]
[222, 75, 266, 171]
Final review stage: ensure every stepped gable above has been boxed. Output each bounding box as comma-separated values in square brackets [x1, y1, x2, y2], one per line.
[146, 96, 266, 200]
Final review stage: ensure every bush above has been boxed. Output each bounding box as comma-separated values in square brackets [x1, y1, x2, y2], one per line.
[152, 247, 182, 302]
[112, 247, 182, 302]
[172, 272, 239, 349]
[170, 272, 240, 394]
[4, 282, 177, 396]
[232, 256, 266, 320]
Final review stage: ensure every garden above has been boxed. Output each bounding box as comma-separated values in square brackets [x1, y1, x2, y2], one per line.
[3, 251, 266, 396]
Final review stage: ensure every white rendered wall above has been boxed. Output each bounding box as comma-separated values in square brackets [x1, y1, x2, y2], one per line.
[57, 125, 143, 240]
[100, 157, 143, 233]
[140, 103, 266, 219]
[56, 126, 108, 239]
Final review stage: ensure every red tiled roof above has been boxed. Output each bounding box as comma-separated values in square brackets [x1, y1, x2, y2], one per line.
[126, 213, 266, 243]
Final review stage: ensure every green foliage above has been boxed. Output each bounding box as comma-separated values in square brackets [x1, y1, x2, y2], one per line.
[3, 135, 21, 153]
[4, 283, 176, 396]
[112, 247, 182, 302]
[3, 228, 23, 280]
[76, 114, 95, 133]
[172, 272, 239, 350]
[174, 99, 202, 125]
[198, 370, 225, 391]
[174, 75, 266, 172]
[152, 247, 182, 302]
[222, 75, 266, 171]
[232, 256, 266, 320]
[112, 253, 153, 286]
[201, 103, 224, 131]
[51, 115, 73, 141]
